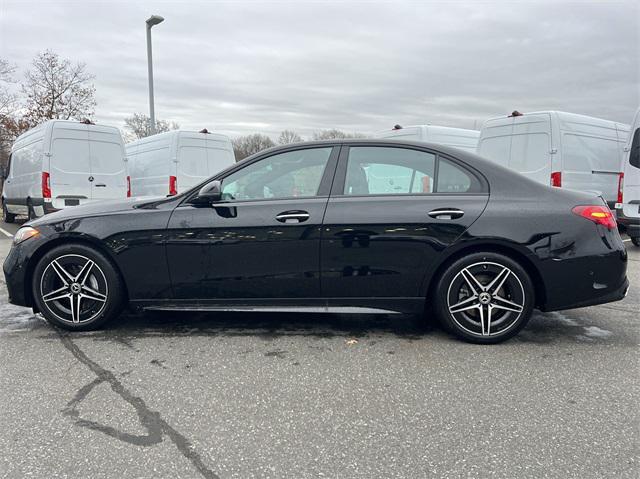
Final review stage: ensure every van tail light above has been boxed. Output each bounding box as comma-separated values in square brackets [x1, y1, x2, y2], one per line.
[617, 172, 624, 203]
[169, 175, 178, 196]
[550, 171, 562, 187]
[126, 176, 132, 198]
[572, 205, 616, 230]
[42, 172, 51, 199]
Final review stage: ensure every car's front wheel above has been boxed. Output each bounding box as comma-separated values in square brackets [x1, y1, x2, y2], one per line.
[632, 237, 640, 247]
[434, 252, 535, 344]
[32, 244, 125, 330]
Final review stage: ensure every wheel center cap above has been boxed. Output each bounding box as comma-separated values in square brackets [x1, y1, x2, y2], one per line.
[478, 292, 492, 305]
[70, 283, 81, 295]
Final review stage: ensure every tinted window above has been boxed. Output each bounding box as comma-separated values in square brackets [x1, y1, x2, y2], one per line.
[221, 147, 332, 201]
[630, 128, 640, 169]
[344, 147, 436, 195]
[437, 158, 475, 193]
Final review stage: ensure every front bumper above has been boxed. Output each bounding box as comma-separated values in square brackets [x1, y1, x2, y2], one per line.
[2, 231, 50, 307]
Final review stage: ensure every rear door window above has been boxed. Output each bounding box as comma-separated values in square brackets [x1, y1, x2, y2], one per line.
[344, 147, 436, 195]
[341, 146, 483, 195]
[51, 139, 90, 174]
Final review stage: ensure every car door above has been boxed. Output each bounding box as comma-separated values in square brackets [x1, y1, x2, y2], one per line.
[321, 144, 489, 304]
[166, 145, 340, 301]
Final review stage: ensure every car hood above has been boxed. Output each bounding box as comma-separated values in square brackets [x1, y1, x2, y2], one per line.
[28, 197, 172, 226]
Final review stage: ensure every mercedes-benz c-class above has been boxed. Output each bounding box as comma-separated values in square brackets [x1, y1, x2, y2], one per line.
[3, 140, 628, 343]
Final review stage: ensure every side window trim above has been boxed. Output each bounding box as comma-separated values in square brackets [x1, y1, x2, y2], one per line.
[329, 145, 488, 198]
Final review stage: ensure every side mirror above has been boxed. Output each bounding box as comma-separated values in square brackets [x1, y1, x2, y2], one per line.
[195, 180, 222, 203]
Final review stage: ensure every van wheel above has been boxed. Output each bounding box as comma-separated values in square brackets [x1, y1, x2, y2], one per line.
[26, 199, 36, 220]
[632, 237, 640, 247]
[434, 252, 535, 344]
[32, 244, 125, 331]
[2, 202, 16, 223]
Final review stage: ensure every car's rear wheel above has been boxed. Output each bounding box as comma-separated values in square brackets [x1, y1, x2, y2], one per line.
[434, 252, 534, 344]
[2, 202, 16, 223]
[632, 237, 640, 247]
[32, 244, 125, 330]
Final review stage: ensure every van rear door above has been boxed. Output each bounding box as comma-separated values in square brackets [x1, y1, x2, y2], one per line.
[205, 137, 235, 176]
[509, 113, 552, 185]
[88, 126, 127, 200]
[176, 135, 208, 192]
[560, 120, 622, 203]
[49, 124, 92, 207]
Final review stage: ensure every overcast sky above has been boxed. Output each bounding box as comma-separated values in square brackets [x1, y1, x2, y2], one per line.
[1, 0, 638, 139]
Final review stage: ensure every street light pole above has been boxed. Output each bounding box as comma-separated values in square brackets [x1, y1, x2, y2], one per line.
[146, 15, 164, 135]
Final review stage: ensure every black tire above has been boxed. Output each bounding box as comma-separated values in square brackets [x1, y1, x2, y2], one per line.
[434, 252, 535, 344]
[32, 244, 125, 331]
[632, 237, 640, 247]
[26, 199, 36, 220]
[2, 201, 16, 223]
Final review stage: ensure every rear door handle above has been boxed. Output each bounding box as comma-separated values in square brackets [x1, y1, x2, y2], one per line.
[95, 183, 106, 187]
[276, 210, 310, 223]
[428, 208, 464, 220]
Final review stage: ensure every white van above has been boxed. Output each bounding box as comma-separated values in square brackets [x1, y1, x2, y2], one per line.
[616, 107, 640, 246]
[2, 120, 129, 222]
[477, 111, 629, 206]
[126, 130, 235, 197]
[375, 125, 480, 152]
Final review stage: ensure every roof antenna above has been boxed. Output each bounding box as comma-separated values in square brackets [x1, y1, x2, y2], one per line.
[393, 124, 403, 130]
[509, 110, 523, 117]
[199, 128, 209, 134]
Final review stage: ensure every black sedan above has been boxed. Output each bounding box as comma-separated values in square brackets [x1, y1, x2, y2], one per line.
[3, 140, 629, 343]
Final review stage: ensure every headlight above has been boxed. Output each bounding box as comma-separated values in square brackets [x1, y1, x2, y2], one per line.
[13, 226, 40, 245]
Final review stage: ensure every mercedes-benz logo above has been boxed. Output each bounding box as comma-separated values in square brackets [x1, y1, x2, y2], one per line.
[478, 292, 492, 304]
[88, 176, 94, 182]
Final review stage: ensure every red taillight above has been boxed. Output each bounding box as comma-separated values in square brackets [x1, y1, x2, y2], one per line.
[572, 205, 617, 230]
[42, 172, 51, 199]
[617, 172, 624, 203]
[550, 171, 562, 187]
[126, 175, 131, 198]
[169, 175, 177, 196]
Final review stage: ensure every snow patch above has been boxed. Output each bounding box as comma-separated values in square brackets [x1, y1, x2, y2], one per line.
[582, 326, 613, 338]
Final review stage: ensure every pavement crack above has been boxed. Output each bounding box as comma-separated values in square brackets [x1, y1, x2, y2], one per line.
[58, 331, 218, 479]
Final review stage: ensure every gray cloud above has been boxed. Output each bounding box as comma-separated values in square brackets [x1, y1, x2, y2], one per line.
[1, 0, 638, 138]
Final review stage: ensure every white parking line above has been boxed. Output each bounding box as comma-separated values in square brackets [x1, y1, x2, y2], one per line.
[0, 227, 13, 238]
[623, 238, 631, 242]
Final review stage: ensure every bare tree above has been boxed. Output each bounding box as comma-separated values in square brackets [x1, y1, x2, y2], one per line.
[123, 113, 180, 141]
[312, 129, 366, 140]
[21, 50, 96, 126]
[278, 130, 302, 145]
[0, 58, 19, 175]
[0, 58, 17, 118]
[232, 134, 275, 161]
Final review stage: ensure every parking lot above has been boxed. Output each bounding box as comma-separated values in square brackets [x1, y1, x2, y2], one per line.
[0, 220, 638, 479]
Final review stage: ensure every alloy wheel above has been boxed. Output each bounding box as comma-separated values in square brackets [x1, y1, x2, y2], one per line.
[446, 261, 525, 337]
[39, 254, 109, 324]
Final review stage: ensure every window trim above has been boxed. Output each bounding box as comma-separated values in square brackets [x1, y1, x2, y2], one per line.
[330, 144, 488, 198]
[180, 144, 341, 206]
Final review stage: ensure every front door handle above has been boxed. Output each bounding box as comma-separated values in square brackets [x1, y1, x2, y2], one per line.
[428, 208, 464, 220]
[95, 183, 106, 187]
[276, 210, 310, 223]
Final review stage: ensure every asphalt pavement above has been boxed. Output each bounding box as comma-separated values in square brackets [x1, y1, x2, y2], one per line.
[0, 219, 638, 478]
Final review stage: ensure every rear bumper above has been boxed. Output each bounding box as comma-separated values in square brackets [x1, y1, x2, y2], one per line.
[616, 205, 640, 238]
[538, 228, 628, 312]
